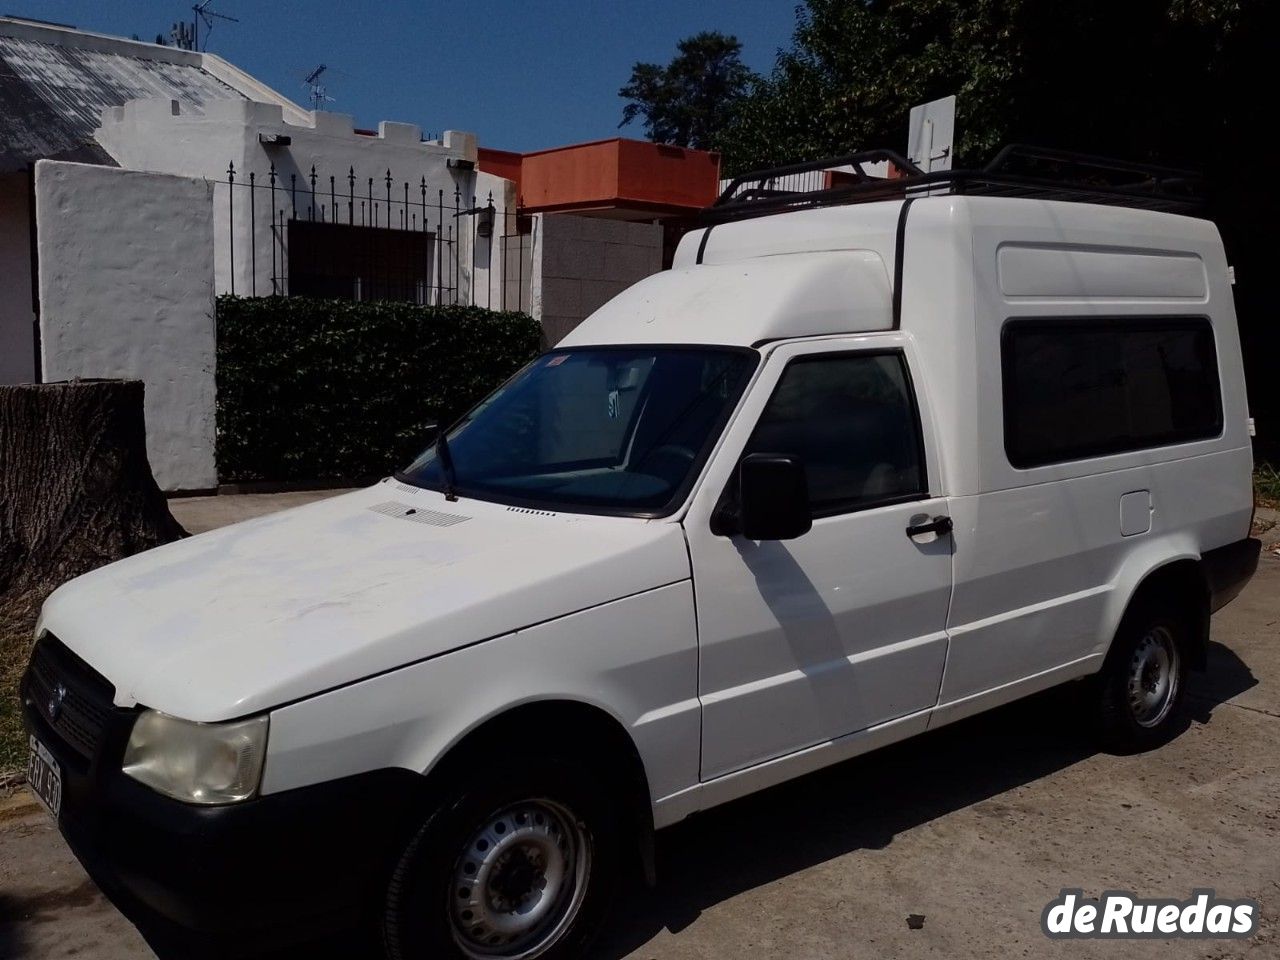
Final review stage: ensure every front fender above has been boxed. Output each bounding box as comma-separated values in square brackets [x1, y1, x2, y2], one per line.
[260, 581, 700, 805]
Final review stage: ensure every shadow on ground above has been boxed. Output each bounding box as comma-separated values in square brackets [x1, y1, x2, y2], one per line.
[0, 881, 102, 960]
[594, 641, 1255, 959]
[1, 643, 1256, 960]
[1185, 638, 1261, 722]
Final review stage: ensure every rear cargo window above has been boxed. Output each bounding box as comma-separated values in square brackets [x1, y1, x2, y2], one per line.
[1002, 318, 1223, 468]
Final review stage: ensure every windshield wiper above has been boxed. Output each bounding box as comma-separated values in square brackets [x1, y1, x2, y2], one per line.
[435, 429, 459, 502]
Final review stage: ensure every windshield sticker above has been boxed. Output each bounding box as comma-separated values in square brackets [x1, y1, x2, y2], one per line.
[546, 355, 569, 367]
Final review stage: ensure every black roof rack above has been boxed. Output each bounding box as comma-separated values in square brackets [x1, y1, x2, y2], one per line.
[701, 144, 1204, 224]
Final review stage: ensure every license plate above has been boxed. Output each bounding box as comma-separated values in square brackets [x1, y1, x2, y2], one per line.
[26, 735, 62, 819]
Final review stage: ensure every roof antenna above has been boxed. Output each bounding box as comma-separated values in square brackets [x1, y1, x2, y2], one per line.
[303, 64, 334, 111]
[187, 1, 238, 51]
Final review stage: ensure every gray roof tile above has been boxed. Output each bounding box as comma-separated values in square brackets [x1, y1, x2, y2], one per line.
[0, 34, 247, 171]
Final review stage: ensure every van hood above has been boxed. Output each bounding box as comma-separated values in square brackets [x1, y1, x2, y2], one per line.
[38, 483, 690, 721]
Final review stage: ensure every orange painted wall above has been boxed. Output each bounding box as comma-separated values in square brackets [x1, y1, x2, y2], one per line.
[478, 138, 720, 215]
[615, 140, 719, 209]
[477, 147, 525, 196]
[521, 139, 621, 210]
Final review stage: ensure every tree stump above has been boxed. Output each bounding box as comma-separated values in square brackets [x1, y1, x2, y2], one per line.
[1, 380, 187, 767]
[1, 379, 187, 603]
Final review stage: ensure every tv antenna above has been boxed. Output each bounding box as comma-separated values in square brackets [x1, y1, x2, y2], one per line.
[303, 64, 334, 111]
[172, 1, 238, 51]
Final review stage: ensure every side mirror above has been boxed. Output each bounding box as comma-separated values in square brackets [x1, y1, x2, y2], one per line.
[737, 453, 811, 541]
[421, 421, 440, 444]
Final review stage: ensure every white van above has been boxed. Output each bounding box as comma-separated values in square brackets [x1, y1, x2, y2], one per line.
[22, 149, 1260, 960]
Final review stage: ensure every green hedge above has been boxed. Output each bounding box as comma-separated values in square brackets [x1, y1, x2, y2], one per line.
[216, 296, 541, 482]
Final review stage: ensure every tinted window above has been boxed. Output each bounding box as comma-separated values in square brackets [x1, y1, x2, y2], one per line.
[744, 353, 927, 514]
[399, 348, 756, 514]
[1002, 318, 1222, 468]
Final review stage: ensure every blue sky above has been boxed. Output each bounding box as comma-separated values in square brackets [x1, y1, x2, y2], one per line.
[26, 1, 797, 151]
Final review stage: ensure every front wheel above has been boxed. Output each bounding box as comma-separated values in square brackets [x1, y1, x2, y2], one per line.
[1091, 599, 1190, 753]
[383, 758, 619, 960]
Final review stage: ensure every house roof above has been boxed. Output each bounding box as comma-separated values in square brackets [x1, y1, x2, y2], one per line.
[0, 19, 253, 172]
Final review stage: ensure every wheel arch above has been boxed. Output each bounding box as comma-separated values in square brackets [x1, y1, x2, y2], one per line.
[419, 697, 658, 885]
[1106, 553, 1211, 671]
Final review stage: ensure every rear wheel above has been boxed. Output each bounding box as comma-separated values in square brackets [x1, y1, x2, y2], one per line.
[383, 758, 618, 960]
[1092, 599, 1190, 752]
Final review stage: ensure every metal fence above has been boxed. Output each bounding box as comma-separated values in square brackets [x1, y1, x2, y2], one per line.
[216, 162, 534, 312]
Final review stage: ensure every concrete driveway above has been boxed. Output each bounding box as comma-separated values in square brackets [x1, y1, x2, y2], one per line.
[2, 490, 1277, 959]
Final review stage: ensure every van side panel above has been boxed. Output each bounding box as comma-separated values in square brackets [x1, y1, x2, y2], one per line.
[971, 200, 1250, 494]
[933, 198, 1251, 709]
[261, 581, 702, 804]
[891, 199, 979, 495]
[996, 244, 1209, 300]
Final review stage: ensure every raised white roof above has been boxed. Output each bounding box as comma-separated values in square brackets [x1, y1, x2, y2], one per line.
[559, 249, 894, 349]
[673, 198, 905, 270]
[567, 194, 1222, 350]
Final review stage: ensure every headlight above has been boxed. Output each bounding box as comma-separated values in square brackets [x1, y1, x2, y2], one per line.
[122, 710, 269, 804]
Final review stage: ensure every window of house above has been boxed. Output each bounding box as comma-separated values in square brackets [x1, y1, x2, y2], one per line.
[1002, 318, 1223, 468]
[287, 220, 431, 302]
[744, 352, 928, 515]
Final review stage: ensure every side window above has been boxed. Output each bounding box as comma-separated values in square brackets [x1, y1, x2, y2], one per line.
[1002, 318, 1222, 468]
[744, 352, 928, 515]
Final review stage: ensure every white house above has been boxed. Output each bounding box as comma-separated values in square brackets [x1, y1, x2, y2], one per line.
[1, 16, 712, 495]
[0, 15, 513, 490]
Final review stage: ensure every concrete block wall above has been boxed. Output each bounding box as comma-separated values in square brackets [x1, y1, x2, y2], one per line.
[533, 214, 663, 344]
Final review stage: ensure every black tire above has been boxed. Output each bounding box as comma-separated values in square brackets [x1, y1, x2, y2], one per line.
[1091, 597, 1191, 753]
[383, 756, 619, 960]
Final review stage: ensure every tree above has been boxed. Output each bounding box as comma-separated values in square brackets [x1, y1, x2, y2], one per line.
[716, 0, 1267, 174]
[619, 31, 756, 149]
[0, 380, 186, 768]
[716, 0, 1024, 174]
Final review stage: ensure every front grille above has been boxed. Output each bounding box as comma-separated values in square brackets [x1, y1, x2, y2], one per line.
[23, 634, 116, 761]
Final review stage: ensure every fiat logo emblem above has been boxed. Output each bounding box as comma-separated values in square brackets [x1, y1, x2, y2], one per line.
[47, 682, 67, 722]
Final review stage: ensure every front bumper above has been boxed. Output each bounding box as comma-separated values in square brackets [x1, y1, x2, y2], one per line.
[20, 651, 427, 958]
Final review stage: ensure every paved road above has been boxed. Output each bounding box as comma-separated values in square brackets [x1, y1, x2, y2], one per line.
[2, 490, 1277, 959]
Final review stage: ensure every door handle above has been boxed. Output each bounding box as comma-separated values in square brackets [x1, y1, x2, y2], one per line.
[906, 515, 953, 539]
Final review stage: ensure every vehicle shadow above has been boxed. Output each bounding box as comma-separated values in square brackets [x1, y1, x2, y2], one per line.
[1185, 639, 1260, 721]
[593, 641, 1257, 959]
[0, 879, 103, 960]
[0, 898, 23, 960]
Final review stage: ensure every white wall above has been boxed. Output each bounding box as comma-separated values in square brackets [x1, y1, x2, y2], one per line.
[95, 100, 512, 305]
[0, 171, 37, 383]
[531, 214, 663, 344]
[35, 161, 217, 492]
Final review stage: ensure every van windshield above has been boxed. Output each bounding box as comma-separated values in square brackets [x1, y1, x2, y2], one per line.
[397, 347, 757, 515]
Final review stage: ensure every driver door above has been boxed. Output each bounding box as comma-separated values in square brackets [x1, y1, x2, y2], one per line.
[685, 336, 954, 779]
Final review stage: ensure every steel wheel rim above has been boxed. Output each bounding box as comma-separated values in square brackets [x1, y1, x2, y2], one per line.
[1127, 625, 1179, 728]
[448, 799, 591, 959]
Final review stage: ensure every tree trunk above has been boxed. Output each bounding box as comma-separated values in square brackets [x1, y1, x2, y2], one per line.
[0, 379, 187, 611]
[1, 379, 188, 768]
